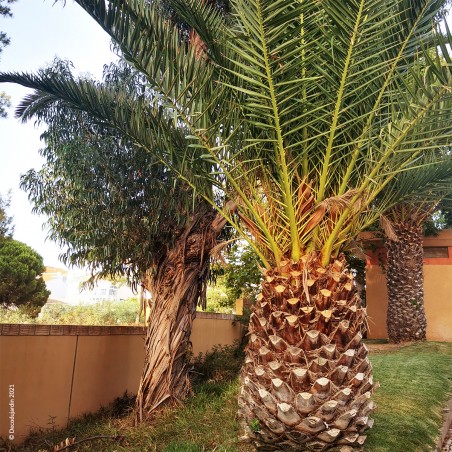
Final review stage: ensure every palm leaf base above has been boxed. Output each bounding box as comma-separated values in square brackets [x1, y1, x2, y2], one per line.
[238, 253, 376, 450]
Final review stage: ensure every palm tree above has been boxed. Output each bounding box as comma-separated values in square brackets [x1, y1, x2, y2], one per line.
[382, 185, 450, 343]
[3, 0, 452, 448]
[379, 160, 452, 343]
[384, 203, 434, 342]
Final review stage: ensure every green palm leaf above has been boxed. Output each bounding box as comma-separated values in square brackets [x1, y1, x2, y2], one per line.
[2, 0, 452, 268]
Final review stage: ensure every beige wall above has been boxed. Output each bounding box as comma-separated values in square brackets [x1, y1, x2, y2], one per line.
[0, 313, 243, 444]
[0, 336, 76, 442]
[365, 230, 452, 341]
[424, 266, 452, 341]
[365, 266, 389, 339]
[191, 316, 243, 356]
[69, 335, 145, 419]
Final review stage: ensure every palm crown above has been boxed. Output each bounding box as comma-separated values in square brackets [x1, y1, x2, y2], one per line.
[3, 0, 452, 270]
[184, 0, 452, 267]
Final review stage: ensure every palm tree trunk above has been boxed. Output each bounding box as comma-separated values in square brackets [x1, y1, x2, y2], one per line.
[238, 253, 376, 450]
[386, 222, 427, 343]
[134, 207, 227, 423]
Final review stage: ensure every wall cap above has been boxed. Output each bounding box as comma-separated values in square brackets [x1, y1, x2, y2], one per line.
[0, 312, 241, 336]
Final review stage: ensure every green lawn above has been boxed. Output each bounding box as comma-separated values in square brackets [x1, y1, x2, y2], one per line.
[365, 342, 452, 451]
[7, 342, 452, 451]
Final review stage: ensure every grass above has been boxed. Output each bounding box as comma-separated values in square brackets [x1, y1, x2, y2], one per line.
[12, 381, 247, 452]
[5, 342, 452, 451]
[365, 341, 452, 451]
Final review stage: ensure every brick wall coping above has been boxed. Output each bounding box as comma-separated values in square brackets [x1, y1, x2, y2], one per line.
[359, 229, 452, 246]
[0, 312, 240, 336]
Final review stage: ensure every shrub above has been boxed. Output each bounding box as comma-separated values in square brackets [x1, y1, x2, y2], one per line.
[38, 298, 140, 325]
[204, 275, 234, 313]
[0, 305, 38, 324]
[191, 341, 244, 384]
[0, 297, 141, 325]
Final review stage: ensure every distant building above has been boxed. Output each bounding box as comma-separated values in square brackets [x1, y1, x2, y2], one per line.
[43, 267, 137, 305]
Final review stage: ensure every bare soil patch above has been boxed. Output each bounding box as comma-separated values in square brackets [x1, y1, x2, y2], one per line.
[365, 340, 415, 353]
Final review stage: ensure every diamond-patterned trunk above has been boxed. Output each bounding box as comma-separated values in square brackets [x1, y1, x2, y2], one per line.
[239, 253, 376, 450]
[386, 222, 426, 343]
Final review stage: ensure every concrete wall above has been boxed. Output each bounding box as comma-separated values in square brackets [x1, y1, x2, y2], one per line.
[365, 230, 452, 341]
[0, 312, 243, 444]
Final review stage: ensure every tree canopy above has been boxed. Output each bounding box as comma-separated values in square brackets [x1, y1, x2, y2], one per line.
[0, 0, 15, 53]
[0, 238, 49, 314]
[4, 0, 452, 267]
[222, 242, 261, 307]
[20, 60, 207, 288]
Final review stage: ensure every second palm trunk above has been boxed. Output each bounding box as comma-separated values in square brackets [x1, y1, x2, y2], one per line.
[386, 222, 427, 343]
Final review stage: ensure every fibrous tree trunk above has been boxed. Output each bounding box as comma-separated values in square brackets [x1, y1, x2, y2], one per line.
[386, 222, 426, 343]
[134, 206, 227, 423]
[135, 285, 147, 324]
[239, 253, 376, 450]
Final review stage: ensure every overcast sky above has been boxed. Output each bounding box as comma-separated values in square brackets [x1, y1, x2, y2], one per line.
[0, 0, 117, 268]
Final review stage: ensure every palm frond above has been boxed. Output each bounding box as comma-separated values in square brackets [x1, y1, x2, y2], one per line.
[3, 0, 452, 269]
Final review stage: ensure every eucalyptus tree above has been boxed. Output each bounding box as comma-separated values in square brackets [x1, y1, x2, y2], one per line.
[3, 0, 452, 449]
[19, 60, 230, 423]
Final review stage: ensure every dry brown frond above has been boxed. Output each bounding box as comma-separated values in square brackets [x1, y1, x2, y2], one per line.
[302, 205, 326, 235]
[319, 189, 362, 214]
[210, 238, 239, 263]
[380, 214, 399, 241]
